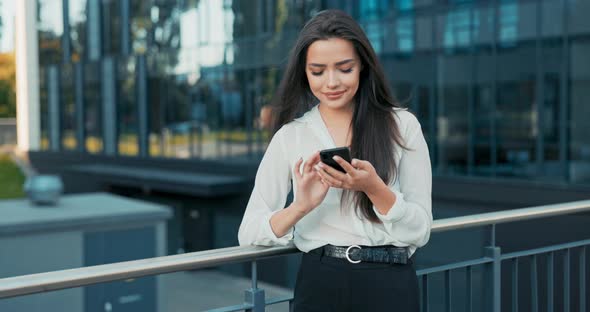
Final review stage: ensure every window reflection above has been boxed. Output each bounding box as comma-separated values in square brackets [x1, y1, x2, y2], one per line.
[541, 36, 563, 178]
[84, 62, 102, 153]
[437, 51, 470, 175]
[68, 0, 87, 61]
[443, 5, 477, 50]
[38, 0, 63, 65]
[101, 0, 121, 56]
[39, 67, 49, 150]
[117, 57, 138, 156]
[61, 64, 76, 150]
[569, 0, 590, 36]
[570, 38, 590, 183]
[498, 1, 518, 46]
[496, 42, 536, 178]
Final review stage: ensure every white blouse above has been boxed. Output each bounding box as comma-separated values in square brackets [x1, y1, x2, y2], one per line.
[238, 105, 432, 256]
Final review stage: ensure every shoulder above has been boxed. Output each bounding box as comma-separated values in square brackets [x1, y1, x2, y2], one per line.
[271, 115, 305, 144]
[292, 105, 316, 124]
[276, 119, 301, 137]
[392, 107, 421, 138]
[276, 105, 316, 134]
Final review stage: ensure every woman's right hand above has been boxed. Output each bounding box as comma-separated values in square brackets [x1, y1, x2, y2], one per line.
[292, 151, 330, 214]
[267, 152, 330, 238]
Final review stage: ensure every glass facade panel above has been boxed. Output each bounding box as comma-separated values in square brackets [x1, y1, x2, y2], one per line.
[472, 2, 496, 176]
[60, 64, 76, 150]
[117, 57, 138, 156]
[129, 0, 183, 55]
[68, 0, 87, 61]
[146, 54, 166, 157]
[101, 0, 122, 56]
[569, 0, 590, 36]
[495, 42, 536, 178]
[38, 0, 64, 65]
[34, 0, 590, 185]
[569, 38, 590, 184]
[39, 67, 50, 150]
[541, 38, 563, 178]
[473, 81, 494, 175]
[541, 0, 563, 38]
[84, 61, 102, 153]
[436, 3, 483, 175]
[437, 51, 470, 175]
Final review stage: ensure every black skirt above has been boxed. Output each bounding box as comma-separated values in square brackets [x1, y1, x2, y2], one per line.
[292, 247, 420, 312]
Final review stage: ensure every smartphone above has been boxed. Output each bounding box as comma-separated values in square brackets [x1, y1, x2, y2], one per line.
[319, 147, 352, 173]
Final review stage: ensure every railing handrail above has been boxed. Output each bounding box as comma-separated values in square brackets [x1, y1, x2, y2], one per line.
[430, 199, 590, 232]
[0, 199, 588, 299]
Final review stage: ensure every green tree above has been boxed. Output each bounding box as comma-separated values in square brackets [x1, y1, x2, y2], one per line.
[0, 53, 16, 118]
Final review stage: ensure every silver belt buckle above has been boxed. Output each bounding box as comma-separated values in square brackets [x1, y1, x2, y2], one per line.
[345, 245, 362, 264]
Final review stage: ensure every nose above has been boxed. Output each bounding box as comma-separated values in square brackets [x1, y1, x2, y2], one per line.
[326, 71, 340, 89]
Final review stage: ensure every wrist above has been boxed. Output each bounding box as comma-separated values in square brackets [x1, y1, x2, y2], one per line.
[290, 200, 312, 215]
[365, 177, 388, 197]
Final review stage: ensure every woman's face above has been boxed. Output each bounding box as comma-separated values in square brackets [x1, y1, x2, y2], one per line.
[305, 37, 361, 111]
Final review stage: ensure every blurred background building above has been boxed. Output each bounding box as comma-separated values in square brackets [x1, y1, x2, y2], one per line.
[11, 0, 590, 289]
[0, 1, 16, 153]
[27, 0, 590, 182]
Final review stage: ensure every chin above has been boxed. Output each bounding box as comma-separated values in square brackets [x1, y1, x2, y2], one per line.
[322, 97, 354, 110]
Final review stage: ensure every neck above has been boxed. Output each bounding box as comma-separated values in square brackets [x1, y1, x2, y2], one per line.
[318, 103, 354, 127]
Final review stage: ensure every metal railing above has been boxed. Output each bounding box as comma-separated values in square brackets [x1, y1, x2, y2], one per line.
[1, 199, 589, 311]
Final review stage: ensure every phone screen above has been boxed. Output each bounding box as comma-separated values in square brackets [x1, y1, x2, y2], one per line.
[319, 147, 352, 173]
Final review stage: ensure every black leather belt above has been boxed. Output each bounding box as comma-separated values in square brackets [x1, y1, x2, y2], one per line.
[318, 244, 409, 265]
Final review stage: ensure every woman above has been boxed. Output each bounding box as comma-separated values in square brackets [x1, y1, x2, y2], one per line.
[238, 9, 432, 312]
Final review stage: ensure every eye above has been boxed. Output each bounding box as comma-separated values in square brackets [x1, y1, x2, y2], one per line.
[341, 68, 353, 73]
[311, 71, 323, 76]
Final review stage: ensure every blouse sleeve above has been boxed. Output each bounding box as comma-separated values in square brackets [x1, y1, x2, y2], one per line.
[238, 127, 294, 246]
[372, 113, 433, 248]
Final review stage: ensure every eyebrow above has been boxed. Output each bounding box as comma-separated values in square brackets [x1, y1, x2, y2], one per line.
[308, 59, 355, 67]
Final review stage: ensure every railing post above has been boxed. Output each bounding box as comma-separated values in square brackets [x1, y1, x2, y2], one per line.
[245, 261, 265, 312]
[485, 246, 501, 312]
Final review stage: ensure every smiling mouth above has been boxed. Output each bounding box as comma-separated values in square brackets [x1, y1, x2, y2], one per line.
[324, 90, 346, 98]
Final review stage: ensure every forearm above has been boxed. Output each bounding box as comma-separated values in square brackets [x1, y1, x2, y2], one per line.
[366, 180, 396, 215]
[269, 201, 308, 238]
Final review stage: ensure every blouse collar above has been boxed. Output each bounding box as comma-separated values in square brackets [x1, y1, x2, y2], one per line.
[295, 105, 337, 149]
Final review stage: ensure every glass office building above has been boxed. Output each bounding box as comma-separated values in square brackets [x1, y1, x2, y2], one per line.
[36, 0, 590, 185]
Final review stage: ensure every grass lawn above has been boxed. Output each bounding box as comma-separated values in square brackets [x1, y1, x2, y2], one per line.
[0, 154, 25, 199]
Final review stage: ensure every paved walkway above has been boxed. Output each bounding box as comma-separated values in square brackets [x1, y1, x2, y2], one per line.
[161, 269, 292, 311]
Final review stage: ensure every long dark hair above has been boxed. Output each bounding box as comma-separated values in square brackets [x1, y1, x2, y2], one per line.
[270, 9, 408, 223]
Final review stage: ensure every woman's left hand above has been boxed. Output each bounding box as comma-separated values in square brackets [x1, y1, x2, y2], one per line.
[314, 156, 384, 194]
